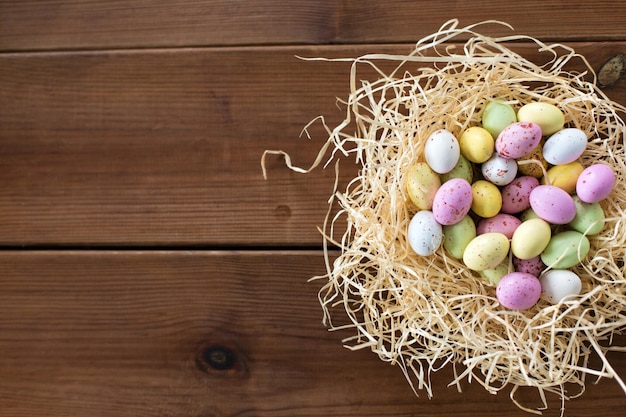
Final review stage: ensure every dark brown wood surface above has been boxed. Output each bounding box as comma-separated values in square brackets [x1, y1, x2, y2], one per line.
[1, 2, 626, 416]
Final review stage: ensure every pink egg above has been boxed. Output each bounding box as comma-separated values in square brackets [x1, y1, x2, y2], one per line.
[576, 163, 615, 203]
[529, 185, 576, 224]
[432, 178, 473, 225]
[501, 176, 540, 214]
[495, 122, 542, 159]
[476, 213, 521, 239]
[496, 272, 542, 310]
[512, 255, 545, 277]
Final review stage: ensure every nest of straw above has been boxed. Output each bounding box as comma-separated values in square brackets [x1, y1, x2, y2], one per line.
[263, 20, 626, 413]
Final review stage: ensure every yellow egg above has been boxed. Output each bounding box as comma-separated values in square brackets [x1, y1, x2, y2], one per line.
[542, 161, 584, 194]
[517, 102, 565, 136]
[471, 180, 502, 218]
[511, 218, 552, 260]
[459, 126, 494, 163]
[463, 233, 510, 271]
[406, 162, 441, 210]
[517, 143, 548, 178]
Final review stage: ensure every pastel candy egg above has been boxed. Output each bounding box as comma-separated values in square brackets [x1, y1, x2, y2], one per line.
[407, 210, 443, 256]
[482, 153, 518, 186]
[569, 196, 605, 235]
[511, 218, 551, 260]
[463, 232, 510, 271]
[459, 126, 495, 163]
[495, 121, 542, 159]
[440, 154, 473, 184]
[480, 262, 509, 286]
[501, 176, 540, 214]
[432, 178, 473, 225]
[513, 255, 545, 277]
[517, 143, 548, 178]
[576, 163, 615, 203]
[424, 129, 460, 174]
[476, 213, 521, 239]
[542, 161, 584, 194]
[443, 215, 476, 259]
[496, 272, 542, 310]
[481, 100, 517, 139]
[539, 269, 582, 304]
[517, 102, 565, 136]
[529, 185, 576, 224]
[406, 162, 441, 210]
[543, 128, 587, 165]
[541, 230, 590, 269]
[471, 180, 502, 218]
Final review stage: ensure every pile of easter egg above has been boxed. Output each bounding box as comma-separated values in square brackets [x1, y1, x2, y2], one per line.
[406, 101, 616, 310]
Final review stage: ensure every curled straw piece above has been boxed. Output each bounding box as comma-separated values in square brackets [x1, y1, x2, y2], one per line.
[263, 19, 626, 413]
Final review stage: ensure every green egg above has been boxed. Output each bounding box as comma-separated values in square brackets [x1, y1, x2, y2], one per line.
[520, 207, 541, 222]
[569, 196, 605, 235]
[440, 154, 473, 183]
[541, 231, 590, 269]
[481, 100, 517, 139]
[480, 262, 509, 286]
[443, 215, 476, 259]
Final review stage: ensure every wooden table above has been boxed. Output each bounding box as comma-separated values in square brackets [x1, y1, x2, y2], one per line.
[1, 2, 626, 416]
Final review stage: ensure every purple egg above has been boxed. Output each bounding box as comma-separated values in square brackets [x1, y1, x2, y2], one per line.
[432, 178, 473, 225]
[501, 176, 540, 214]
[496, 272, 542, 310]
[477, 213, 521, 239]
[513, 255, 545, 277]
[495, 122, 542, 159]
[576, 163, 615, 203]
[529, 185, 576, 224]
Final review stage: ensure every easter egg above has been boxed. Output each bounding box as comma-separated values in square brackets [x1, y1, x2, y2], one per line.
[406, 162, 441, 210]
[541, 231, 590, 269]
[529, 185, 576, 224]
[511, 218, 551, 260]
[440, 154, 473, 184]
[569, 196, 605, 235]
[576, 163, 615, 203]
[443, 215, 476, 259]
[495, 121, 542, 159]
[482, 153, 518, 186]
[501, 176, 539, 214]
[481, 262, 509, 286]
[463, 233, 510, 271]
[517, 143, 548, 178]
[543, 128, 587, 165]
[517, 102, 565, 136]
[459, 126, 495, 163]
[407, 210, 443, 256]
[542, 161, 584, 194]
[424, 129, 460, 174]
[513, 255, 545, 277]
[471, 180, 502, 218]
[476, 213, 521, 239]
[432, 178, 473, 225]
[496, 272, 542, 310]
[481, 100, 517, 139]
[539, 269, 582, 304]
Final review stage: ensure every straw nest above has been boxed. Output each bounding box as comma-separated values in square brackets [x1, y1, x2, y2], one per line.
[263, 20, 626, 413]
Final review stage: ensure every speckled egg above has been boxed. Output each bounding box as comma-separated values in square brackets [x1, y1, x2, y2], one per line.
[407, 210, 443, 256]
[539, 269, 582, 304]
[459, 126, 495, 163]
[476, 213, 521, 239]
[529, 185, 576, 224]
[517, 102, 565, 136]
[424, 129, 460, 174]
[463, 232, 510, 271]
[432, 178, 473, 225]
[543, 128, 587, 165]
[501, 176, 540, 214]
[406, 162, 441, 210]
[495, 121, 542, 159]
[576, 163, 615, 203]
[496, 272, 542, 310]
[513, 255, 545, 277]
[471, 180, 502, 218]
[481, 153, 518, 186]
[542, 161, 584, 194]
[517, 143, 548, 178]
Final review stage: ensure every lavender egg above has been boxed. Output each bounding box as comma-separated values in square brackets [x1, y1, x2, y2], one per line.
[496, 272, 542, 310]
[529, 185, 576, 224]
[495, 121, 542, 159]
[476, 213, 521, 239]
[501, 176, 540, 214]
[576, 163, 615, 203]
[432, 178, 473, 225]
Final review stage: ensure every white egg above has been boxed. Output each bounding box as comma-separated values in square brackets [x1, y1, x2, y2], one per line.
[408, 210, 443, 256]
[539, 269, 582, 304]
[424, 129, 460, 174]
[543, 128, 587, 165]
[481, 153, 518, 186]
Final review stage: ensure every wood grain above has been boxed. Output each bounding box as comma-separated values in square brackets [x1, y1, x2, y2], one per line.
[1, 43, 625, 246]
[1, 251, 625, 417]
[1, 1, 626, 51]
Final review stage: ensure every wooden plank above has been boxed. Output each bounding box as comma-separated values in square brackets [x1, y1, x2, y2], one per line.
[1, 251, 625, 416]
[2, 1, 626, 51]
[1, 43, 625, 246]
